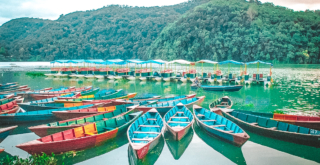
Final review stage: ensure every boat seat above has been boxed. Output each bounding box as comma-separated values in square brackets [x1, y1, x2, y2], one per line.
[197, 114, 205, 117]
[140, 125, 160, 127]
[132, 138, 152, 141]
[211, 125, 226, 127]
[147, 119, 157, 121]
[133, 131, 160, 134]
[176, 112, 184, 114]
[85, 132, 97, 136]
[223, 130, 233, 133]
[201, 120, 216, 122]
[168, 121, 190, 123]
[171, 117, 188, 119]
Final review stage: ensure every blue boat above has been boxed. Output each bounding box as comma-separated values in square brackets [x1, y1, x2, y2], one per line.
[0, 104, 94, 125]
[164, 104, 194, 141]
[191, 85, 243, 91]
[136, 96, 205, 115]
[127, 94, 196, 106]
[127, 109, 164, 159]
[0, 125, 18, 143]
[193, 105, 249, 147]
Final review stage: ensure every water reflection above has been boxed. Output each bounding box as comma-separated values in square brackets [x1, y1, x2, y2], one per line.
[164, 129, 193, 160]
[128, 136, 164, 165]
[193, 122, 246, 165]
[247, 131, 320, 163]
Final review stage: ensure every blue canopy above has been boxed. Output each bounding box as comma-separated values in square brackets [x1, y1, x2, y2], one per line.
[245, 60, 273, 66]
[85, 59, 104, 64]
[50, 60, 69, 64]
[218, 60, 244, 65]
[125, 59, 145, 65]
[66, 59, 85, 63]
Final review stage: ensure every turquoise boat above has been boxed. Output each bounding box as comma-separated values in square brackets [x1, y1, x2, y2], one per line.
[127, 109, 164, 160]
[193, 105, 249, 147]
[0, 104, 94, 125]
[164, 104, 194, 141]
[136, 96, 205, 114]
[0, 126, 18, 143]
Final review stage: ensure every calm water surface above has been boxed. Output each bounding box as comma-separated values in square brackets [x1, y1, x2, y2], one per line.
[0, 64, 320, 165]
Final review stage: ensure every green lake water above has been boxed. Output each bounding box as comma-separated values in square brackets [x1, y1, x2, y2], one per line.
[0, 64, 320, 165]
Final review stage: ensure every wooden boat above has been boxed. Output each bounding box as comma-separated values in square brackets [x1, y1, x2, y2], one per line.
[0, 100, 20, 115]
[193, 105, 249, 147]
[209, 96, 233, 109]
[164, 104, 194, 140]
[17, 111, 142, 154]
[30, 86, 92, 100]
[272, 113, 320, 130]
[127, 109, 164, 159]
[193, 121, 246, 165]
[136, 96, 205, 114]
[164, 127, 193, 160]
[220, 109, 320, 148]
[56, 88, 100, 100]
[29, 104, 137, 137]
[126, 94, 196, 106]
[52, 101, 134, 120]
[0, 104, 96, 125]
[0, 126, 18, 143]
[191, 84, 243, 91]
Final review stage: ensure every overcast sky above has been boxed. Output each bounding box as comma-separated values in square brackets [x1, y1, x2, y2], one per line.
[0, 0, 319, 26]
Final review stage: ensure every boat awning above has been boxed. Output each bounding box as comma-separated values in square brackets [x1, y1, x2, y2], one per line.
[65, 59, 85, 63]
[218, 60, 244, 65]
[84, 59, 104, 64]
[245, 60, 273, 66]
[167, 59, 195, 65]
[50, 60, 69, 64]
[125, 59, 145, 65]
[197, 60, 218, 64]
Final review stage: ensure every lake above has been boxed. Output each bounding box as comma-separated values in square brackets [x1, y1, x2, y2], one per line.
[0, 64, 320, 165]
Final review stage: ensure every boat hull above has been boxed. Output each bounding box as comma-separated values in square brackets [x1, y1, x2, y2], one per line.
[223, 111, 320, 148]
[0, 126, 18, 143]
[166, 123, 192, 141]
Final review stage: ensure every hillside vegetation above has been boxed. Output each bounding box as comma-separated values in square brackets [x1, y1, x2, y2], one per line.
[147, 0, 320, 64]
[0, 0, 208, 61]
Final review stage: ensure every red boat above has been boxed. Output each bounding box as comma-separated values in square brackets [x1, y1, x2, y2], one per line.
[0, 100, 20, 115]
[29, 104, 138, 137]
[17, 111, 142, 154]
[53, 101, 134, 120]
[273, 113, 320, 130]
[30, 86, 92, 100]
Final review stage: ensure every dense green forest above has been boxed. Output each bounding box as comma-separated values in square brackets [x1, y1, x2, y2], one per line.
[0, 0, 209, 61]
[1, 0, 320, 63]
[148, 0, 320, 64]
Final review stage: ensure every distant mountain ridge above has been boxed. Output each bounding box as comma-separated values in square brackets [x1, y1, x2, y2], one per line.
[0, 0, 209, 61]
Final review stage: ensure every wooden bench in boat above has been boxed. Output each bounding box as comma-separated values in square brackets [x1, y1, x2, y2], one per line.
[211, 125, 226, 127]
[223, 130, 233, 133]
[176, 112, 184, 114]
[140, 125, 160, 127]
[171, 117, 188, 119]
[133, 131, 160, 134]
[168, 121, 190, 123]
[201, 120, 216, 122]
[132, 138, 152, 141]
[147, 118, 157, 121]
[197, 114, 205, 117]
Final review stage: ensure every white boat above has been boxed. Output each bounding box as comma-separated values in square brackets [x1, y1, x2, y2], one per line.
[106, 75, 115, 80]
[155, 77, 162, 82]
[44, 74, 54, 77]
[163, 77, 171, 82]
[114, 76, 122, 80]
[76, 74, 85, 78]
[94, 75, 105, 79]
[127, 76, 136, 81]
[84, 75, 95, 79]
[69, 74, 78, 78]
[139, 77, 147, 81]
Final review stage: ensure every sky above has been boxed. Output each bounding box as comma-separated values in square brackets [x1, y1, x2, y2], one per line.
[0, 0, 320, 26]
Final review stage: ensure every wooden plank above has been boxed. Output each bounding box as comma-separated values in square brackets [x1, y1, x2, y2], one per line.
[140, 125, 160, 127]
[133, 131, 160, 134]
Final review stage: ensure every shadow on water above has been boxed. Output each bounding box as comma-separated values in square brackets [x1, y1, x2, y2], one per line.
[128, 136, 164, 165]
[193, 122, 247, 165]
[247, 131, 320, 163]
[57, 134, 129, 165]
[164, 128, 193, 160]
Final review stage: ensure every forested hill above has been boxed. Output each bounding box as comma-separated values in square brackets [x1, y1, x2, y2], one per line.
[0, 0, 209, 61]
[147, 0, 320, 64]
